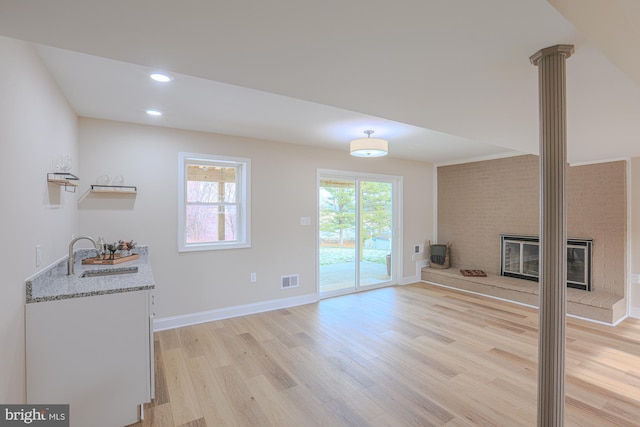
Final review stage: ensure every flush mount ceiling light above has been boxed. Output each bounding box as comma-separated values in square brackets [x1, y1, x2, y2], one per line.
[145, 109, 163, 116]
[350, 130, 388, 157]
[149, 72, 173, 83]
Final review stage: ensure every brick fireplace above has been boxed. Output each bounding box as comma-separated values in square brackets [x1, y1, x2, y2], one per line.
[435, 154, 626, 301]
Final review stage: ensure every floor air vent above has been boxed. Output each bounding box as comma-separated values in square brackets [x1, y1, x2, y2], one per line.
[281, 274, 299, 289]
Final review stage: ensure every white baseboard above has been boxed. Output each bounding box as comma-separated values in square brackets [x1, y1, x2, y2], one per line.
[401, 275, 420, 285]
[401, 260, 428, 285]
[630, 306, 640, 319]
[153, 293, 319, 331]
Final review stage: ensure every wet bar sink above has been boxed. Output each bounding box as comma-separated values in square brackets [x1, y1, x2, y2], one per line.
[81, 266, 139, 278]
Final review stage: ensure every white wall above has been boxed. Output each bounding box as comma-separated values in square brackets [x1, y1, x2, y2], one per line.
[0, 36, 78, 403]
[78, 118, 434, 321]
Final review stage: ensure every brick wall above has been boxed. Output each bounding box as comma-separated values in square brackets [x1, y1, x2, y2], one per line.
[437, 155, 626, 296]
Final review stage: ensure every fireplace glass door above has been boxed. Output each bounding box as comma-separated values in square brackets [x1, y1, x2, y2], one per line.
[567, 244, 588, 287]
[503, 242, 521, 274]
[503, 240, 539, 279]
[522, 243, 540, 276]
[500, 235, 592, 291]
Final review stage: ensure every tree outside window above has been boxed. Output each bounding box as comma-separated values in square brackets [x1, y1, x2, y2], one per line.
[178, 153, 250, 251]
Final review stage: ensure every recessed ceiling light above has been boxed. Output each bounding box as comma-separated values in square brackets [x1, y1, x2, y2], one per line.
[146, 109, 163, 116]
[150, 72, 173, 83]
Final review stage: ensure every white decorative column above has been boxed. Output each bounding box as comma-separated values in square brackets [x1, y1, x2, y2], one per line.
[530, 44, 574, 427]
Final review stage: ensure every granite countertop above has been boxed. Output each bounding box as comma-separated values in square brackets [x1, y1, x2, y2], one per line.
[26, 245, 155, 303]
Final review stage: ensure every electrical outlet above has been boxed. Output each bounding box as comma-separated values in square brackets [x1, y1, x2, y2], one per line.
[250, 272, 257, 283]
[35, 245, 42, 267]
[300, 217, 311, 226]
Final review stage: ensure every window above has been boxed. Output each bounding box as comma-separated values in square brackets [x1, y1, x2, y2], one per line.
[178, 152, 250, 251]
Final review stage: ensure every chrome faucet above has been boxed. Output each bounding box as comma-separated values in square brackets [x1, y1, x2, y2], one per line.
[68, 236, 100, 275]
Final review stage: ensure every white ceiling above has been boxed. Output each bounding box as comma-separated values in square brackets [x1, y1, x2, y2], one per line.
[1, 0, 640, 165]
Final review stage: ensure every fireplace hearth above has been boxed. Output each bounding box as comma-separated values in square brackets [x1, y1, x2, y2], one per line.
[500, 234, 592, 291]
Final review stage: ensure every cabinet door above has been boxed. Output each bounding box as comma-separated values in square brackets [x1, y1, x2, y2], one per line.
[26, 291, 151, 427]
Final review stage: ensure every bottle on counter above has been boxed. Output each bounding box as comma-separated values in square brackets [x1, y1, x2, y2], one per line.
[97, 236, 105, 259]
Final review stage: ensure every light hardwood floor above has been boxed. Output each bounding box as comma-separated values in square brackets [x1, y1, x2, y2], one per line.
[130, 283, 640, 426]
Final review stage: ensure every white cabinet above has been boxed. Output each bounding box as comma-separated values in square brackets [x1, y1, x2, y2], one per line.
[26, 290, 154, 427]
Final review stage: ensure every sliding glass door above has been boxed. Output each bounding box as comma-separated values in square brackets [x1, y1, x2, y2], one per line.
[359, 180, 393, 287]
[318, 171, 399, 296]
[319, 177, 357, 293]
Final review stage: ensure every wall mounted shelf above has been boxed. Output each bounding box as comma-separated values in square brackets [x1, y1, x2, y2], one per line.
[90, 185, 137, 194]
[47, 172, 79, 192]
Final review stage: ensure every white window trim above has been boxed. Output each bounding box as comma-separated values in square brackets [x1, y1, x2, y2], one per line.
[178, 152, 251, 252]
